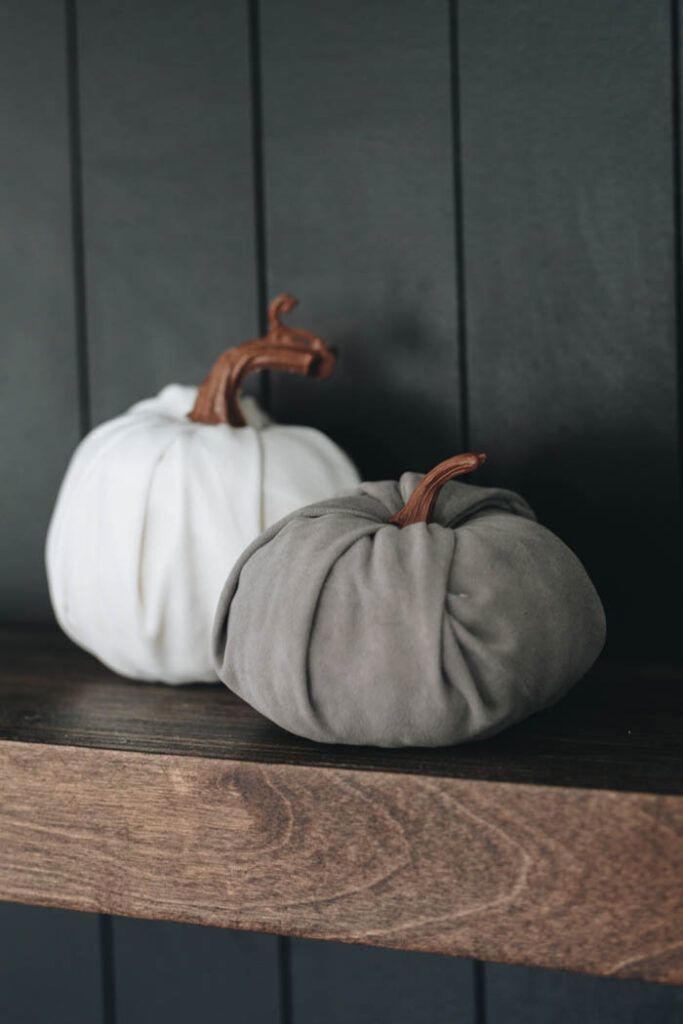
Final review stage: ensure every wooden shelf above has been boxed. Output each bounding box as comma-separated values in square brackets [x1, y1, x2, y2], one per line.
[1, 626, 682, 985]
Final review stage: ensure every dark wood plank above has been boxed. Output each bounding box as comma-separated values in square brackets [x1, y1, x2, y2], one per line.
[78, 0, 258, 423]
[485, 962, 683, 1024]
[2, 740, 682, 984]
[2, 628, 682, 797]
[0, 1, 81, 620]
[261, 0, 462, 478]
[112, 917, 280, 1024]
[458, 0, 681, 658]
[291, 939, 474, 1024]
[0, 902, 103, 1024]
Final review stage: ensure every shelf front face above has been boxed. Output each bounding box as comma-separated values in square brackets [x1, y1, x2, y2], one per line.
[2, 739, 683, 986]
[1, 627, 683, 795]
[1, 627, 683, 986]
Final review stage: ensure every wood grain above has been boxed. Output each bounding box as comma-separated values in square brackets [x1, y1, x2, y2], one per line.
[1, 739, 682, 986]
[2, 628, 682, 797]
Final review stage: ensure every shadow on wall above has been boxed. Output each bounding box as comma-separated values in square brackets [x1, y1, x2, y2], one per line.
[476, 428, 682, 661]
[274, 307, 462, 483]
[278, 325, 681, 661]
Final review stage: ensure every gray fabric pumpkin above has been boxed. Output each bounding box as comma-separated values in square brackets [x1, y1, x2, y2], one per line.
[213, 453, 606, 748]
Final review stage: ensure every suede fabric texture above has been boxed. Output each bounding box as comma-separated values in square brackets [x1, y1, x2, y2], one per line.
[213, 473, 606, 747]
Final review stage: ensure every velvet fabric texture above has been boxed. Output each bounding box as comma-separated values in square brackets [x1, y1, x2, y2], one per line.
[213, 473, 606, 747]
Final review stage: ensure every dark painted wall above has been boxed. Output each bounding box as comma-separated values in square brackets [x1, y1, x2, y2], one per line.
[2, 0, 682, 1020]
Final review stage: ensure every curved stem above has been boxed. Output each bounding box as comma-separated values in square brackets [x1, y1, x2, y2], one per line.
[189, 294, 335, 426]
[388, 452, 487, 528]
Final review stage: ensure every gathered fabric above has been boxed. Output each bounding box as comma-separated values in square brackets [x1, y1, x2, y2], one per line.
[46, 384, 360, 683]
[213, 473, 606, 747]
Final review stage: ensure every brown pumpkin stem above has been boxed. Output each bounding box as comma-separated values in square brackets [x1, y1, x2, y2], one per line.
[388, 452, 487, 528]
[188, 293, 335, 427]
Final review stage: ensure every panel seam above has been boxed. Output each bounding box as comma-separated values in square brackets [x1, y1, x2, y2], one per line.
[278, 934, 293, 1024]
[449, 0, 470, 451]
[473, 958, 486, 1024]
[247, 0, 271, 411]
[65, 0, 91, 437]
[98, 913, 116, 1024]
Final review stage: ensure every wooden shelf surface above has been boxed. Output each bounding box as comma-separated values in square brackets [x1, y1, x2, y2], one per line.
[1, 626, 682, 985]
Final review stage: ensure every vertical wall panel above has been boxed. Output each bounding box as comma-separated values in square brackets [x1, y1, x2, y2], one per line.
[0, 1, 81, 619]
[290, 940, 474, 1024]
[261, 0, 462, 478]
[113, 918, 281, 1024]
[0, 902, 103, 1024]
[486, 963, 683, 1024]
[76, 5, 280, 1015]
[78, 0, 259, 423]
[458, 0, 680, 656]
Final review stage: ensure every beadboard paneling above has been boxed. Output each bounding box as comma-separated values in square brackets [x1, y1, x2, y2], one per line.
[0, 0, 81, 620]
[290, 939, 475, 1024]
[2, 1, 683, 1022]
[77, 0, 259, 424]
[485, 963, 683, 1024]
[458, 0, 681, 657]
[112, 917, 281, 1024]
[0, 902, 103, 1024]
[261, 0, 462, 479]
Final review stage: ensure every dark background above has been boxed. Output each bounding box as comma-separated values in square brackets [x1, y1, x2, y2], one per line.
[2, 0, 683, 1020]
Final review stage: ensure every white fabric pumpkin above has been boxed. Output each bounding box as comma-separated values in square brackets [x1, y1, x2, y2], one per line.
[46, 296, 360, 683]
